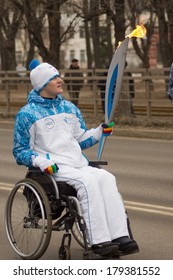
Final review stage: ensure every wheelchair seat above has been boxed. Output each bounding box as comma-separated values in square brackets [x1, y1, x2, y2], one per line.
[26, 167, 77, 197]
[25, 168, 78, 224]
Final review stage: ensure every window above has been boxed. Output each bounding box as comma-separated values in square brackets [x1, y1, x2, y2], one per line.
[69, 30, 75, 39]
[79, 26, 85, 38]
[80, 50, 85, 63]
[70, 50, 75, 61]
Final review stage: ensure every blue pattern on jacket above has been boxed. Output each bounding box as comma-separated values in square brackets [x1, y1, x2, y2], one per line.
[13, 90, 98, 167]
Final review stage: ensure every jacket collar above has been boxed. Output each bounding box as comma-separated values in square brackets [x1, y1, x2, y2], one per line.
[28, 89, 62, 107]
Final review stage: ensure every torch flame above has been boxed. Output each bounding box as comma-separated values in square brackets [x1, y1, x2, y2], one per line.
[117, 24, 146, 48]
[126, 24, 147, 39]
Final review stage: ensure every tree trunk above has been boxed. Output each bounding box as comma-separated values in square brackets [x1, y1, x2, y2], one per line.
[47, 10, 61, 68]
[26, 37, 35, 69]
[90, 0, 101, 68]
[0, 30, 16, 70]
[83, 0, 92, 69]
[157, 9, 171, 67]
[113, 0, 126, 48]
[106, 15, 113, 63]
[0, 44, 16, 70]
[0, 2, 22, 70]
[166, 1, 173, 62]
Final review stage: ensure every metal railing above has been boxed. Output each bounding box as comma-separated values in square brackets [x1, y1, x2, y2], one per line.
[0, 68, 172, 119]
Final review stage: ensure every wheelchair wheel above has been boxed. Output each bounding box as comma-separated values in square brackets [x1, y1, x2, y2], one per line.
[5, 178, 52, 260]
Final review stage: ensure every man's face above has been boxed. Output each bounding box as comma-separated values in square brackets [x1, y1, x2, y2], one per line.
[72, 61, 79, 68]
[41, 76, 63, 98]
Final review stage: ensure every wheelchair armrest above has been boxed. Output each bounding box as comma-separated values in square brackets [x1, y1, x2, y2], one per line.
[28, 167, 41, 171]
[89, 161, 108, 167]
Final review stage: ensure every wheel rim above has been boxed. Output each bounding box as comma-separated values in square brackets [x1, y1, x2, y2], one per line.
[5, 181, 52, 259]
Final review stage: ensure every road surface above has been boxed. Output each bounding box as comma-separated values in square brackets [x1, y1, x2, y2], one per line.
[0, 128, 173, 260]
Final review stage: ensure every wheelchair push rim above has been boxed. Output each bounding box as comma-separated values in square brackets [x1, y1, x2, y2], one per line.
[4, 179, 52, 260]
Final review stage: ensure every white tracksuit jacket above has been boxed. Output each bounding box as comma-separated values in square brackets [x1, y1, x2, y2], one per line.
[13, 90, 128, 245]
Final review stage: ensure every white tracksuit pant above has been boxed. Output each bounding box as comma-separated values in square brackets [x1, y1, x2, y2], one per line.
[53, 165, 129, 245]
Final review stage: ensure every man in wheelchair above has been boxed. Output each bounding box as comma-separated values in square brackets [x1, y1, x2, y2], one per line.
[13, 59, 139, 258]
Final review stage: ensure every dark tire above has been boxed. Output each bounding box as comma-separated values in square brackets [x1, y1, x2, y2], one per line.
[5, 178, 52, 259]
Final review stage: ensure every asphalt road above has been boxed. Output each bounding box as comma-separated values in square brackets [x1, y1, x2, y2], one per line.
[0, 128, 173, 260]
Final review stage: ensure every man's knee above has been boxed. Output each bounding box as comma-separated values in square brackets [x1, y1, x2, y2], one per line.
[98, 169, 116, 183]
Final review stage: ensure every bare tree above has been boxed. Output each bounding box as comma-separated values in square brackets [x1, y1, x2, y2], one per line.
[11, 0, 78, 68]
[126, 0, 156, 68]
[3, 0, 173, 71]
[72, 0, 115, 68]
[100, 0, 126, 48]
[128, 0, 173, 68]
[0, 0, 22, 70]
[151, 0, 171, 67]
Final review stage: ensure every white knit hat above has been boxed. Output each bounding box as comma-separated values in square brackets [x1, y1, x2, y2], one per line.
[29, 59, 60, 92]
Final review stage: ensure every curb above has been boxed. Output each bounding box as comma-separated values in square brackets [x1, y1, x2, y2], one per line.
[113, 127, 173, 140]
[0, 121, 14, 130]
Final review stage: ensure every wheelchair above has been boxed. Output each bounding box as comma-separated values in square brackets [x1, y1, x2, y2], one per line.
[4, 161, 135, 260]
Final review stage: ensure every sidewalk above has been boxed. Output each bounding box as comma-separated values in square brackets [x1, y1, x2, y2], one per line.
[1, 117, 173, 140]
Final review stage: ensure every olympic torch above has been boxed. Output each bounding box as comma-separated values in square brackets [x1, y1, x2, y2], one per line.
[97, 24, 147, 160]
